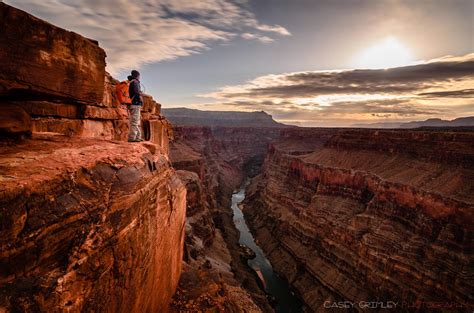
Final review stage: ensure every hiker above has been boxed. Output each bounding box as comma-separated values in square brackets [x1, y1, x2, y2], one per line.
[127, 70, 144, 142]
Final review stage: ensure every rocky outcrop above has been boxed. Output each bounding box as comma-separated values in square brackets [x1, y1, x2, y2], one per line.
[0, 3, 105, 104]
[170, 126, 282, 184]
[211, 126, 284, 176]
[0, 3, 168, 145]
[0, 136, 186, 313]
[0, 3, 185, 313]
[324, 128, 474, 168]
[242, 128, 474, 311]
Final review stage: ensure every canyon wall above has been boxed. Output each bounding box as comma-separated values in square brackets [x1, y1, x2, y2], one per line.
[0, 4, 185, 312]
[243, 128, 474, 311]
[168, 126, 282, 311]
[170, 126, 281, 209]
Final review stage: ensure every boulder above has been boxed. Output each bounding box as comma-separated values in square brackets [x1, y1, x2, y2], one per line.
[0, 103, 31, 136]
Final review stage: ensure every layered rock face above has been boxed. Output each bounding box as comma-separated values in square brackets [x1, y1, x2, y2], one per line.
[170, 126, 281, 208]
[0, 3, 105, 104]
[0, 4, 185, 312]
[171, 170, 262, 312]
[168, 126, 282, 311]
[0, 137, 185, 312]
[243, 128, 474, 311]
[0, 3, 169, 146]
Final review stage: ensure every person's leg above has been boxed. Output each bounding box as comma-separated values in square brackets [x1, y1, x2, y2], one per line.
[128, 105, 140, 141]
[127, 106, 134, 141]
[135, 108, 142, 140]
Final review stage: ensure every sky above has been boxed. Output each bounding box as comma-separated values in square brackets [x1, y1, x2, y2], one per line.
[6, 0, 474, 126]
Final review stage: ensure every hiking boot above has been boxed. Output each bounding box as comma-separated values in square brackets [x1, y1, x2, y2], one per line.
[128, 138, 144, 142]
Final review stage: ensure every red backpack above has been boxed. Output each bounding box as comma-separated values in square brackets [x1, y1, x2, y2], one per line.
[115, 81, 131, 105]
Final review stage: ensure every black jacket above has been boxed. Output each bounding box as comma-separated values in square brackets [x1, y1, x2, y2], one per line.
[129, 79, 142, 106]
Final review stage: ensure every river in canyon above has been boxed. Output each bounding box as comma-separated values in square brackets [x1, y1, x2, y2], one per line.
[232, 183, 303, 313]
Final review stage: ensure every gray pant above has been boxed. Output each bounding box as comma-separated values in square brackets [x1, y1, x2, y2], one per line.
[128, 105, 142, 140]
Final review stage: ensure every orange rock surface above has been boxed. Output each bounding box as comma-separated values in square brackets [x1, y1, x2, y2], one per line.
[0, 3, 185, 313]
[0, 135, 186, 312]
[0, 4, 167, 143]
[0, 3, 106, 104]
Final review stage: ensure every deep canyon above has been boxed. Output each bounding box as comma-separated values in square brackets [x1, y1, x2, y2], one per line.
[1, 3, 473, 313]
[165, 117, 473, 312]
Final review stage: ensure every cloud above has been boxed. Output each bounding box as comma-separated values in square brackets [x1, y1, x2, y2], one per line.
[241, 33, 274, 43]
[418, 89, 474, 98]
[6, 0, 290, 74]
[205, 54, 474, 99]
[199, 54, 474, 126]
[253, 24, 291, 36]
[315, 99, 444, 116]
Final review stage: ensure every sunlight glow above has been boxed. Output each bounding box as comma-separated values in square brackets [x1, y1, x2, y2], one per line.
[294, 94, 402, 107]
[352, 37, 415, 69]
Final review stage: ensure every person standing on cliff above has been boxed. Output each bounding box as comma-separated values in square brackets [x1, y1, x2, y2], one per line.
[127, 70, 144, 142]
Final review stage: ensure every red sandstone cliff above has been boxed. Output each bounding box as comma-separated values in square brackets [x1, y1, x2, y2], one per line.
[0, 4, 185, 312]
[0, 3, 170, 146]
[0, 137, 186, 312]
[242, 128, 474, 311]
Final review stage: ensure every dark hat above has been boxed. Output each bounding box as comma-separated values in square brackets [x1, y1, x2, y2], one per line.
[131, 70, 140, 78]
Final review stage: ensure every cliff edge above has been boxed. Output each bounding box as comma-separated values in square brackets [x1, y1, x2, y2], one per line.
[0, 3, 185, 312]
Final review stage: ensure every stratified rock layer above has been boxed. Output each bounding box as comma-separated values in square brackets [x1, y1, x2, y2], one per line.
[0, 135, 186, 312]
[0, 3, 105, 104]
[170, 170, 262, 312]
[243, 128, 474, 312]
[0, 3, 184, 313]
[0, 4, 167, 143]
[169, 126, 283, 312]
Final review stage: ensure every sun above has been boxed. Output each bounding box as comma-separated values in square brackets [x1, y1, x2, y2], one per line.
[352, 36, 415, 69]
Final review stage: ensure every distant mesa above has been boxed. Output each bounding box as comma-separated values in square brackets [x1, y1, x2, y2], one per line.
[165, 109, 474, 129]
[162, 107, 290, 128]
[352, 116, 474, 129]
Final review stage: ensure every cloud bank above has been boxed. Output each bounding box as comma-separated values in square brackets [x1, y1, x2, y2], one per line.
[7, 0, 290, 74]
[200, 54, 474, 126]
